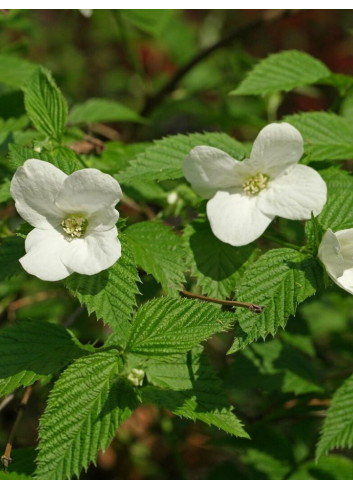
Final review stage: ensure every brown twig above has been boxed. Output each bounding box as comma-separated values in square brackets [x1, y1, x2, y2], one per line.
[181, 289, 264, 313]
[141, 10, 292, 116]
[7, 290, 67, 322]
[1, 386, 33, 471]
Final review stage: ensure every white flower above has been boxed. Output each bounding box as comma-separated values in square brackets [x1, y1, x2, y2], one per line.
[127, 368, 145, 387]
[78, 9, 93, 17]
[183, 123, 327, 246]
[10, 159, 122, 281]
[318, 228, 353, 294]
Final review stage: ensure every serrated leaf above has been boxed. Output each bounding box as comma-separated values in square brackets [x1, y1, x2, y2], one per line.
[36, 351, 138, 480]
[126, 297, 232, 357]
[8, 143, 44, 170]
[285, 112, 353, 161]
[0, 54, 38, 88]
[8, 143, 82, 174]
[68, 98, 146, 125]
[183, 219, 259, 299]
[125, 221, 186, 296]
[231, 50, 331, 96]
[143, 348, 247, 437]
[0, 320, 90, 396]
[47, 146, 84, 174]
[24, 68, 67, 142]
[0, 236, 25, 281]
[317, 167, 353, 231]
[228, 248, 322, 353]
[316, 373, 353, 460]
[66, 234, 140, 343]
[117, 132, 247, 183]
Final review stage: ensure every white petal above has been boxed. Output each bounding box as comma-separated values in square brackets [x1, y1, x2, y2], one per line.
[87, 208, 119, 233]
[335, 229, 353, 270]
[10, 159, 66, 228]
[257, 164, 327, 220]
[318, 229, 344, 282]
[59, 227, 121, 275]
[183, 146, 244, 198]
[337, 268, 353, 295]
[250, 123, 304, 176]
[55, 169, 122, 215]
[206, 189, 274, 246]
[20, 228, 72, 281]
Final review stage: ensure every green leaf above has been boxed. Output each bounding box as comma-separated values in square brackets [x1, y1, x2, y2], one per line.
[184, 219, 259, 299]
[125, 221, 186, 295]
[232, 339, 322, 395]
[126, 297, 232, 357]
[0, 177, 11, 203]
[0, 448, 36, 480]
[240, 449, 290, 480]
[66, 234, 140, 343]
[231, 50, 331, 96]
[8, 143, 44, 170]
[285, 112, 353, 161]
[316, 373, 353, 460]
[143, 349, 247, 437]
[317, 167, 353, 231]
[0, 320, 90, 396]
[24, 68, 68, 142]
[36, 351, 138, 480]
[47, 146, 84, 174]
[68, 98, 146, 125]
[0, 115, 28, 137]
[117, 132, 247, 183]
[341, 93, 353, 124]
[0, 54, 38, 88]
[228, 248, 323, 353]
[289, 455, 353, 480]
[0, 236, 25, 281]
[8, 143, 82, 174]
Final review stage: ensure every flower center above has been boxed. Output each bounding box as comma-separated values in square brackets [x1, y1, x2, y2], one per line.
[242, 172, 270, 195]
[61, 215, 88, 239]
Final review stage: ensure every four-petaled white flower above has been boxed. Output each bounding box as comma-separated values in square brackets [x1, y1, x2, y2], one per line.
[10, 159, 122, 281]
[183, 123, 327, 246]
[318, 228, 353, 295]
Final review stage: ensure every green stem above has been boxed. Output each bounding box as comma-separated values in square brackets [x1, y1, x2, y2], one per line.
[263, 232, 301, 251]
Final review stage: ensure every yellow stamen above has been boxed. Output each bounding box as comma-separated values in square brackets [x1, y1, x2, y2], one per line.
[242, 173, 270, 195]
[61, 216, 87, 239]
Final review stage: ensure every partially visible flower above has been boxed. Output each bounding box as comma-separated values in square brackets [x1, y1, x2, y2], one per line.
[127, 368, 145, 387]
[78, 9, 93, 17]
[318, 228, 353, 294]
[10, 159, 122, 281]
[183, 123, 327, 246]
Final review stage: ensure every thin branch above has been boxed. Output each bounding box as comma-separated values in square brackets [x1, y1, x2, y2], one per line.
[0, 394, 15, 413]
[1, 386, 33, 471]
[263, 232, 301, 251]
[7, 290, 67, 322]
[141, 10, 292, 116]
[181, 289, 264, 313]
